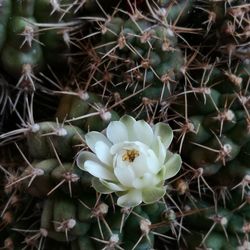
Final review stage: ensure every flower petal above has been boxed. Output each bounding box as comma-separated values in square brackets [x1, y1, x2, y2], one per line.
[117, 189, 142, 207]
[110, 141, 148, 155]
[131, 153, 148, 177]
[94, 141, 112, 166]
[120, 115, 136, 139]
[133, 120, 154, 145]
[84, 160, 116, 181]
[106, 121, 128, 144]
[132, 173, 160, 189]
[151, 137, 166, 165]
[92, 178, 113, 194]
[85, 131, 111, 153]
[114, 166, 135, 187]
[77, 151, 100, 171]
[146, 149, 160, 174]
[153, 123, 173, 148]
[101, 180, 127, 191]
[160, 153, 182, 180]
[142, 186, 166, 204]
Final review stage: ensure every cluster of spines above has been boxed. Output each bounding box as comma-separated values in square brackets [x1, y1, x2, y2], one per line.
[169, 1, 250, 248]
[0, 0, 250, 249]
[0, 0, 89, 132]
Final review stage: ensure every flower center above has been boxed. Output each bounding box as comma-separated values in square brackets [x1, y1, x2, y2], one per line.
[122, 149, 139, 163]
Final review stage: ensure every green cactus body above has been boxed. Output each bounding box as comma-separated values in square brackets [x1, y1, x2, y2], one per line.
[0, 0, 80, 93]
[0, 0, 12, 50]
[1, 0, 250, 249]
[71, 236, 96, 250]
[1, 0, 43, 86]
[80, 10, 185, 117]
[56, 92, 119, 131]
[27, 121, 84, 160]
[174, 63, 250, 177]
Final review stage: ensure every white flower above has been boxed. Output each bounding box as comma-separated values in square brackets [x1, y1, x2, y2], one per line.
[77, 115, 182, 207]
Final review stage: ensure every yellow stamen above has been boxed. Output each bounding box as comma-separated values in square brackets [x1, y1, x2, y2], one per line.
[122, 149, 139, 163]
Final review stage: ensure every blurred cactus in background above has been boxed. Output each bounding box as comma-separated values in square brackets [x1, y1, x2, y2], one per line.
[0, 0, 250, 249]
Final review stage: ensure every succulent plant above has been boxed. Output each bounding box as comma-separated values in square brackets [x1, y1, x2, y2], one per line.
[0, 0, 250, 249]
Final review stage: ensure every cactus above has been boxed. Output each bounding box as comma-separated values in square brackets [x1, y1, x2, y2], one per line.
[0, 0, 75, 136]
[168, 1, 250, 248]
[0, 0, 250, 249]
[72, 0, 191, 121]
